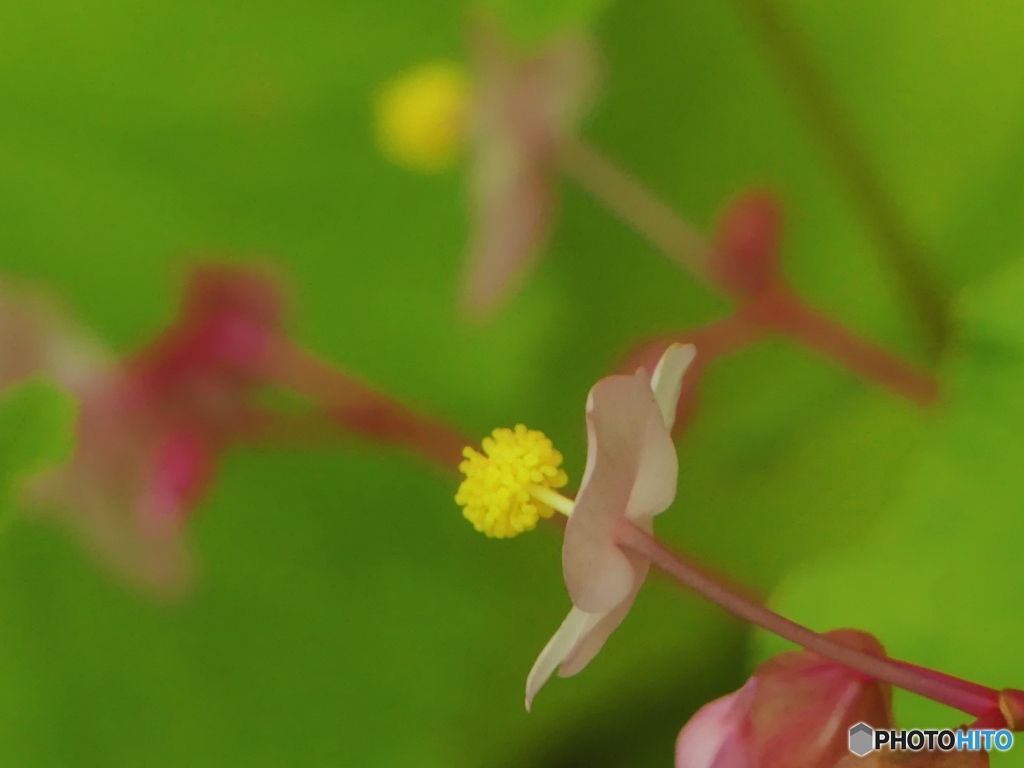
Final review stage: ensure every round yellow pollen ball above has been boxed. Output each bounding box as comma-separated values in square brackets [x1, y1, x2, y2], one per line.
[374, 61, 471, 174]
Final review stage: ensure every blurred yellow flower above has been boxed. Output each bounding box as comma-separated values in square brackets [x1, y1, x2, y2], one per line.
[374, 61, 470, 173]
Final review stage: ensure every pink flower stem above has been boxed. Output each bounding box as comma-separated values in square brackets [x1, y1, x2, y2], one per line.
[890, 659, 999, 703]
[747, 290, 939, 407]
[226, 409, 360, 450]
[616, 521, 1008, 721]
[257, 334, 473, 471]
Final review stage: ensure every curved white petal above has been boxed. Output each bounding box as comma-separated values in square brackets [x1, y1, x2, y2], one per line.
[624, 406, 678, 523]
[525, 606, 604, 711]
[564, 374, 655, 612]
[564, 373, 678, 612]
[558, 557, 648, 678]
[650, 343, 696, 430]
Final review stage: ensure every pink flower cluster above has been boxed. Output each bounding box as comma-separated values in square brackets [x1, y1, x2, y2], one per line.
[1, 264, 467, 595]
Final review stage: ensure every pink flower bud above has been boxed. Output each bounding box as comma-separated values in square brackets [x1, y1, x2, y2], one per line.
[709, 190, 784, 300]
[676, 630, 895, 768]
[675, 679, 758, 768]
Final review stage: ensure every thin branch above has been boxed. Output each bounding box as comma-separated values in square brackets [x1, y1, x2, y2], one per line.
[728, 0, 950, 357]
[558, 138, 715, 286]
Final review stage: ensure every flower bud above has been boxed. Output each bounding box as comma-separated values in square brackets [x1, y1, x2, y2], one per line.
[709, 190, 784, 300]
[676, 630, 895, 768]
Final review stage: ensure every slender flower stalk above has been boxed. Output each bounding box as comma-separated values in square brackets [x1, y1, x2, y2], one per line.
[259, 335, 472, 470]
[558, 138, 715, 285]
[616, 521, 1012, 723]
[748, 289, 939, 406]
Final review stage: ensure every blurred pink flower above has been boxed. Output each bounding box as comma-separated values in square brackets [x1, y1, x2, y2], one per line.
[675, 630, 895, 768]
[4, 264, 471, 595]
[461, 20, 599, 319]
[21, 265, 283, 595]
[525, 343, 695, 709]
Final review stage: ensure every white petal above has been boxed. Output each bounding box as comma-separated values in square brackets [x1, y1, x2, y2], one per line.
[624, 409, 677, 524]
[525, 606, 604, 711]
[559, 558, 649, 677]
[650, 343, 696, 430]
[563, 374, 657, 612]
[564, 374, 678, 612]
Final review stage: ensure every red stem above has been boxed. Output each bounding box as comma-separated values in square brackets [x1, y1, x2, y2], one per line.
[259, 335, 472, 470]
[616, 521, 1000, 718]
[562, 137, 940, 406]
[969, 709, 1008, 730]
[748, 290, 939, 407]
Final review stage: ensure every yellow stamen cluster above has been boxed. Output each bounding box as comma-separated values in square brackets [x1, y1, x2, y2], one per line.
[455, 424, 569, 539]
[374, 61, 470, 174]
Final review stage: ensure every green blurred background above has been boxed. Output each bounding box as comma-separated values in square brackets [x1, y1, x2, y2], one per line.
[2, 0, 1024, 764]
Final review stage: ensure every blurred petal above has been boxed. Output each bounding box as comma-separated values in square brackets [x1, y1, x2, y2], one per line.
[525, 606, 603, 711]
[0, 282, 110, 395]
[522, 31, 599, 145]
[650, 343, 697, 430]
[461, 147, 552, 319]
[24, 384, 201, 596]
[460, 22, 599, 319]
[563, 372, 677, 612]
[675, 679, 758, 768]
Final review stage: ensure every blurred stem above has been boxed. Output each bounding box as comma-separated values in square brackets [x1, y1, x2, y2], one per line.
[728, 0, 950, 359]
[617, 521, 1007, 720]
[558, 139, 715, 286]
[259, 335, 472, 470]
[561, 138, 939, 406]
[749, 290, 939, 406]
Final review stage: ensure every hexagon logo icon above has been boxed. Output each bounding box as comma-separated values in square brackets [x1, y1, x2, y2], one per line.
[848, 722, 874, 757]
